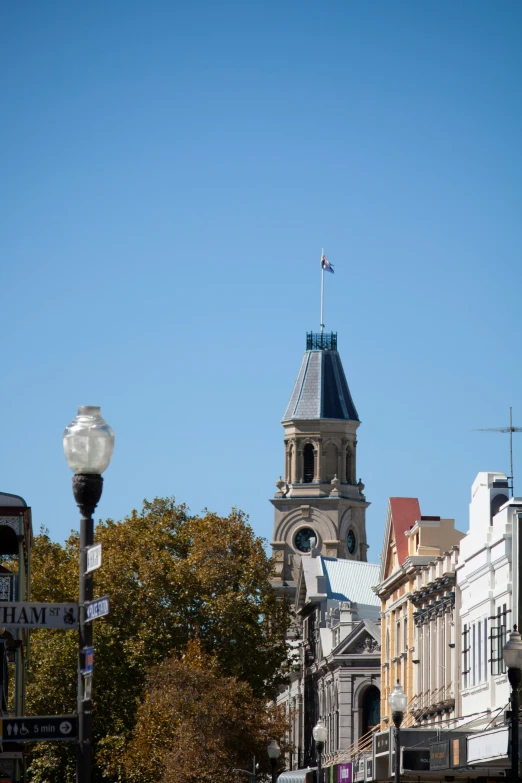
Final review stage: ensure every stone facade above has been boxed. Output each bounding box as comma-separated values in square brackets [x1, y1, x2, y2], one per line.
[271, 333, 368, 599]
[276, 551, 381, 769]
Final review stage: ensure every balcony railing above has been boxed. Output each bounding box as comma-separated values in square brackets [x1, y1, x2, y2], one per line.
[306, 332, 337, 351]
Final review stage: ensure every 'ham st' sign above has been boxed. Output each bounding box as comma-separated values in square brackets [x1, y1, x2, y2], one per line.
[0, 603, 78, 630]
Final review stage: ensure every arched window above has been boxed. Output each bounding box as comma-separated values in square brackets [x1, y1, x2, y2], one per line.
[362, 686, 380, 736]
[303, 443, 315, 483]
[491, 493, 509, 523]
[346, 448, 354, 484]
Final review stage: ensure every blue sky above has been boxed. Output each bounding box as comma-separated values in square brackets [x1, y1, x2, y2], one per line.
[1, 0, 521, 563]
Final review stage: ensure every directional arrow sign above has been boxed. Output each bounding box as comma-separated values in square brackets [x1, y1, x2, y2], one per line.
[85, 596, 109, 622]
[0, 603, 78, 630]
[1, 716, 77, 742]
[86, 543, 102, 574]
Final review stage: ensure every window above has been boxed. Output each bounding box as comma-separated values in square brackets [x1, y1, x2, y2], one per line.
[396, 616, 400, 655]
[483, 618, 488, 682]
[478, 622, 482, 684]
[472, 624, 476, 686]
[462, 624, 469, 689]
[466, 617, 491, 686]
[490, 604, 509, 675]
[303, 444, 314, 483]
[403, 616, 408, 652]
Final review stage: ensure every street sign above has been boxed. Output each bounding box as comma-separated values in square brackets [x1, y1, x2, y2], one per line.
[86, 543, 102, 574]
[1, 716, 77, 742]
[85, 596, 109, 622]
[82, 647, 93, 674]
[0, 603, 77, 630]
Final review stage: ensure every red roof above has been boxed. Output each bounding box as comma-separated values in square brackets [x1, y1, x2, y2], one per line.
[388, 497, 421, 565]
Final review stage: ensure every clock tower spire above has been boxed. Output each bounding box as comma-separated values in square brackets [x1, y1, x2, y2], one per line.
[270, 331, 369, 596]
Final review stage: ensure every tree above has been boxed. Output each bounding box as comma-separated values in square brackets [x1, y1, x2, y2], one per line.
[117, 640, 291, 783]
[25, 498, 291, 782]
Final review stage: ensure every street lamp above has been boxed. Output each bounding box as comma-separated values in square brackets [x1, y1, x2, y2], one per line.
[63, 406, 114, 783]
[312, 719, 328, 783]
[503, 625, 522, 783]
[267, 740, 281, 783]
[389, 681, 407, 783]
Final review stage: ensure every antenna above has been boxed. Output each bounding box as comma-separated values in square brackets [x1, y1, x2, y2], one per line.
[473, 407, 522, 497]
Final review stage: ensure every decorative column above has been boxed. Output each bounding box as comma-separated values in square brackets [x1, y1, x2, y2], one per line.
[314, 439, 323, 483]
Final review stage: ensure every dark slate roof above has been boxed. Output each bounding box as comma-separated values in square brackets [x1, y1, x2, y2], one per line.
[282, 347, 359, 422]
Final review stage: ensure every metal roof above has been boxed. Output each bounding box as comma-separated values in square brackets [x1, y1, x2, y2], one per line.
[322, 558, 380, 607]
[277, 770, 316, 783]
[282, 335, 359, 422]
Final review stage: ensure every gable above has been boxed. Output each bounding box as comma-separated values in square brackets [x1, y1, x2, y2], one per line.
[333, 619, 381, 656]
[380, 497, 421, 582]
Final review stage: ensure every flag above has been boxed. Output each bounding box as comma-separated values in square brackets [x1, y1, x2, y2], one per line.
[321, 254, 334, 274]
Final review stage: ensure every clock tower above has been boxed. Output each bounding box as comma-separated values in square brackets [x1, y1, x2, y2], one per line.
[270, 331, 369, 597]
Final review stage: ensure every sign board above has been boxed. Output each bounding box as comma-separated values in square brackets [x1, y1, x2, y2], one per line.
[336, 762, 352, 783]
[0, 603, 77, 630]
[467, 726, 508, 764]
[365, 757, 373, 781]
[1, 716, 77, 742]
[430, 740, 450, 770]
[353, 758, 365, 782]
[82, 647, 93, 674]
[374, 731, 390, 757]
[85, 596, 109, 622]
[452, 736, 467, 767]
[86, 543, 102, 574]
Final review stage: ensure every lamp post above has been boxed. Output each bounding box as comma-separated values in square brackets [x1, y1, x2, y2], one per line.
[312, 719, 327, 783]
[388, 681, 407, 783]
[63, 406, 114, 783]
[267, 740, 281, 783]
[503, 626, 522, 783]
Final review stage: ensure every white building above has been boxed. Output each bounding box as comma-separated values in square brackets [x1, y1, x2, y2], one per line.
[456, 471, 522, 732]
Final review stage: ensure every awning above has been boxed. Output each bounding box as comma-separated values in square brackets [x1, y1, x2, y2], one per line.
[277, 768, 317, 783]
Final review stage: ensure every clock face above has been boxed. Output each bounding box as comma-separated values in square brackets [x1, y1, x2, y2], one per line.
[347, 529, 356, 555]
[294, 527, 315, 553]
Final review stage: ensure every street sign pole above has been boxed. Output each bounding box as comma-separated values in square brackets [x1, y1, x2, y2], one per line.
[73, 477, 103, 783]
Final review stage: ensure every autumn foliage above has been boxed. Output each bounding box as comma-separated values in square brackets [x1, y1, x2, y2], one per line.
[25, 498, 291, 783]
[119, 640, 291, 783]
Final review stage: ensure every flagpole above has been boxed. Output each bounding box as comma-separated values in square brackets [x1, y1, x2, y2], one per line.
[320, 248, 325, 334]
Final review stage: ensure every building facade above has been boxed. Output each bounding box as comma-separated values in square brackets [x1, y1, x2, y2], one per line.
[374, 498, 464, 729]
[410, 544, 460, 725]
[277, 549, 381, 771]
[455, 472, 522, 733]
